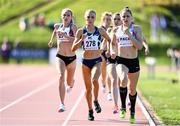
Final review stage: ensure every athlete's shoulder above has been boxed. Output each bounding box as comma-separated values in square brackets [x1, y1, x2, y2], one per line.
[99, 25, 107, 31]
[76, 27, 84, 35]
[71, 24, 77, 29]
[107, 26, 113, 33]
[133, 24, 142, 31]
[54, 23, 61, 27]
[77, 27, 84, 31]
[54, 23, 61, 29]
[98, 27, 105, 33]
[113, 26, 120, 33]
[70, 24, 78, 33]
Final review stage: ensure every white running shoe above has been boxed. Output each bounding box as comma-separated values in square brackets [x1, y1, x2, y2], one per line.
[107, 93, 112, 101]
[58, 104, 65, 112]
[66, 85, 72, 93]
[66, 80, 74, 93]
[102, 85, 106, 93]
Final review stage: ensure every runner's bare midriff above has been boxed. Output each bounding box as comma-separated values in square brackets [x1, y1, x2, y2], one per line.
[118, 46, 138, 58]
[83, 50, 102, 59]
[57, 42, 75, 56]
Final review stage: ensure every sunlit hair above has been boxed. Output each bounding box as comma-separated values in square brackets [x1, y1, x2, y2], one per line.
[84, 9, 96, 18]
[120, 6, 133, 17]
[112, 12, 121, 26]
[113, 12, 120, 19]
[100, 11, 112, 23]
[61, 8, 73, 24]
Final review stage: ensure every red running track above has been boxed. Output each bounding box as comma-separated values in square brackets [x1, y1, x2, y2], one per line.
[0, 64, 149, 126]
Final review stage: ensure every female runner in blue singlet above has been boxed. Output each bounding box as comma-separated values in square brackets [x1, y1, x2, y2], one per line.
[71, 9, 111, 121]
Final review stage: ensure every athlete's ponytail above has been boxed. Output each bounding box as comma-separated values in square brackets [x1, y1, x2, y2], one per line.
[120, 6, 133, 17]
[84, 9, 96, 19]
[100, 11, 112, 25]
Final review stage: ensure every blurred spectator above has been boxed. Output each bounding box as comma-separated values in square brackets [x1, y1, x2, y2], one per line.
[14, 39, 22, 64]
[150, 14, 159, 42]
[159, 15, 168, 42]
[174, 49, 180, 70]
[19, 17, 29, 31]
[48, 20, 55, 31]
[32, 14, 39, 26]
[160, 15, 167, 31]
[0, 37, 12, 63]
[167, 45, 180, 71]
[38, 13, 46, 26]
[32, 13, 46, 27]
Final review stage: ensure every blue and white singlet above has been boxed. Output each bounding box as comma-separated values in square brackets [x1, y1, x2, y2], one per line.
[82, 26, 102, 50]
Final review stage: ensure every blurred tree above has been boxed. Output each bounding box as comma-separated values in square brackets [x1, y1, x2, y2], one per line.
[142, 0, 180, 5]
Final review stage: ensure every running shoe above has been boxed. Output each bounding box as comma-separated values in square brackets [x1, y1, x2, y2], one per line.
[128, 102, 131, 106]
[107, 93, 112, 101]
[119, 109, 126, 118]
[88, 109, 94, 121]
[66, 80, 74, 93]
[113, 105, 119, 114]
[66, 85, 72, 93]
[94, 101, 101, 113]
[129, 114, 135, 124]
[102, 85, 106, 93]
[58, 104, 65, 112]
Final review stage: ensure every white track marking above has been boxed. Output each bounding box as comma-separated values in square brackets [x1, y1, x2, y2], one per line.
[62, 89, 85, 126]
[137, 95, 156, 126]
[0, 80, 56, 112]
[0, 70, 50, 88]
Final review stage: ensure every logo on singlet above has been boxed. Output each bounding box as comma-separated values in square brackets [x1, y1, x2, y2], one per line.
[118, 37, 130, 41]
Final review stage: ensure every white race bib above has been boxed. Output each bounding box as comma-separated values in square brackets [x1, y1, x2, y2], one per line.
[83, 35, 100, 50]
[117, 36, 133, 47]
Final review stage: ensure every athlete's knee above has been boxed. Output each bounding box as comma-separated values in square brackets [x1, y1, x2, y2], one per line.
[92, 78, 98, 85]
[86, 86, 92, 94]
[120, 76, 128, 87]
[58, 73, 65, 82]
[67, 79, 74, 86]
[112, 80, 118, 89]
[111, 77, 117, 84]
[128, 88, 136, 96]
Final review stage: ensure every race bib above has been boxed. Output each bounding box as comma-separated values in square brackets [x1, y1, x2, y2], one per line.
[116, 27, 133, 47]
[83, 35, 100, 50]
[56, 25, 70, 43]
[117, 36, 133, 47]
[57, 31, 68, 42]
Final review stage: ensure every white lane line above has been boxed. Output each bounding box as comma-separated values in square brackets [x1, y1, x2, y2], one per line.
[137, 95, 156, 126]
[0, 80, 56, 112]
[0, 70, 50, 88]
[62, 89, 85, 126]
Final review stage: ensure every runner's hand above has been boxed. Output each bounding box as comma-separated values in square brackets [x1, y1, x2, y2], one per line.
[111, 52, 116, 59]
[145, 47, 149, 55]
[48, 41, 53, 48]
[105, 50, 110, 58]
